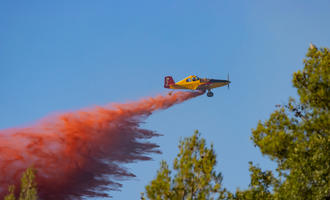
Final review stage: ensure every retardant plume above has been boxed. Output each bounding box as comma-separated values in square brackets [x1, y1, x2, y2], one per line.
[0, 91, 202, 199]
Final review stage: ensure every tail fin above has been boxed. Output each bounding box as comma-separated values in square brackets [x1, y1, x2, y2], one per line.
[164, 76, 175, 88]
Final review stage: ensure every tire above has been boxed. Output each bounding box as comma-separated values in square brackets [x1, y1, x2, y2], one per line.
[207, 91, 214, 97]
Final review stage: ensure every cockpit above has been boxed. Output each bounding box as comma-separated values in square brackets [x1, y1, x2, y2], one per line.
[186, 76, 200, 82]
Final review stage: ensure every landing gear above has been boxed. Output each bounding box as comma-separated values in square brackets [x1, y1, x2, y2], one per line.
[207, 90, 214, 97]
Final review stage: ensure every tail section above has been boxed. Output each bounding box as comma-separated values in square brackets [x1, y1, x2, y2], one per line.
[164, 76, 175, 88]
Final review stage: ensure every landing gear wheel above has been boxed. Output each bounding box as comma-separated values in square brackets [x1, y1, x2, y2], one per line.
[207, 91, 214, 97]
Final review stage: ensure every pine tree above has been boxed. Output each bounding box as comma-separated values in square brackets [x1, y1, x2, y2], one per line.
[144, 131, 224, 200]
[249, 45, 330, 200]
[19, 168, 38, 200]
[4, 186, 16, 200]
[4, 168, 38, 200]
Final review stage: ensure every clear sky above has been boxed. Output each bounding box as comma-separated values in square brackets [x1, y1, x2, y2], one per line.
[1, 1, 330, 199]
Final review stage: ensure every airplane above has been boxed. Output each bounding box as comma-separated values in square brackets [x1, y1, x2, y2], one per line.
[164, 75, 230, 97]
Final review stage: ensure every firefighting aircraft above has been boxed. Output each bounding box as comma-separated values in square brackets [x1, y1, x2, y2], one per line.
[164, 75, 230, 97]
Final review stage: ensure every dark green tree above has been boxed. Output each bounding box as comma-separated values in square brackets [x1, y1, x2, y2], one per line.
[4, 168, 38, 200]
[228, 162, 278, 200]
[143, 131, 224, 200]
[248, 44, 329, 200]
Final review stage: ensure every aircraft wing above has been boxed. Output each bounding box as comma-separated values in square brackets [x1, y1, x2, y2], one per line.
[196, 83, 210, 91]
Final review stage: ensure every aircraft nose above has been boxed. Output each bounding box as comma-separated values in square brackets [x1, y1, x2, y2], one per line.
[209, 79, 228, 83]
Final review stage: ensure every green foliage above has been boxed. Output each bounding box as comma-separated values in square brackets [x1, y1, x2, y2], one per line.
[144, 130, 224, 200]
[251, 45, 330, 200]
[19, 168, 38, 200]
[4, 168, 38, 200]
[229, 162, 278, 200]
[4, 186, 16, 200]
[145, 161, 172, 200]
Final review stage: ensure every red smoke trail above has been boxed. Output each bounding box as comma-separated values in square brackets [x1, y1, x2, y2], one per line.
[0, 91, 202, 199]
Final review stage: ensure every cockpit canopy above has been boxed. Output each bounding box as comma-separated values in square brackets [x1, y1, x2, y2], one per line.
[185, 76, 200, 82]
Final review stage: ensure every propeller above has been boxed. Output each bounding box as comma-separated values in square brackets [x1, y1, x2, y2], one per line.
[227, 73, 230, 89]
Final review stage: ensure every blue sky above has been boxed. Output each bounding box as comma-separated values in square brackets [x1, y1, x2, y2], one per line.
[1, 1, 330, 199]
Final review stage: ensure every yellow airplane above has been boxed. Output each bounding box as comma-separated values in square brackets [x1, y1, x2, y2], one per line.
[164, 75, 230, 97]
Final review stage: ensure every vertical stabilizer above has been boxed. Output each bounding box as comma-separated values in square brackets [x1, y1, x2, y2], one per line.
[164, 76, 175, 88]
